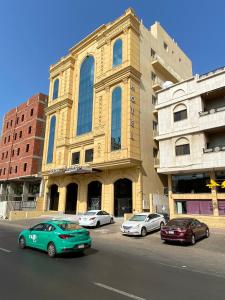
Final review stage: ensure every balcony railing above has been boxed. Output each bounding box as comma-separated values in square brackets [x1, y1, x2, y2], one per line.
[203, 145, 225, 153]
[199, 105, 225, 116]
[152, 77, 164, 91]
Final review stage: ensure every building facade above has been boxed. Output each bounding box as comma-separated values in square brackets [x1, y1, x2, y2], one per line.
[41, 8, 192, 217]
[0, 93, 48, 211]
[156, 66, 225, 227]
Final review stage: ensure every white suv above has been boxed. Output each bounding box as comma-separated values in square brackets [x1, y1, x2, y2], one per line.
[121, 213, 166, 237]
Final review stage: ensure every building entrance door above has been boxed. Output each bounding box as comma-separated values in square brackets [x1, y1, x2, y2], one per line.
[114, 179, 132, 217]
[49, 185, 59, 211]
[65, 183, 78, 214]
[87, 181, 102, 210]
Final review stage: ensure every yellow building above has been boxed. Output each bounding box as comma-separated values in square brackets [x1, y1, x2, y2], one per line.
[41, 8, 192, 217]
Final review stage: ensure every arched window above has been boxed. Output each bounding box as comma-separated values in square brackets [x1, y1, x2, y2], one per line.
[113, 39, 122, 67]
[173, 104, 187, 122]
[175, 137, 190, 156]
[77, 56, 95, 135]
[53, 79, 59, 100]
[111, 87, 122, 151]
[47, 116, 56, 163]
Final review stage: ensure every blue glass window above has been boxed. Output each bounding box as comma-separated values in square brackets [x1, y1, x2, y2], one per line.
[53, 79, 59, 100]
[77, 56, 95, 135]
[111, 87, 122, 151]
[47, 116, 56, 163]
[113, 39, 122, 67]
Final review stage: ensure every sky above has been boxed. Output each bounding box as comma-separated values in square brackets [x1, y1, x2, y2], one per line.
[0, 0, 225, 125]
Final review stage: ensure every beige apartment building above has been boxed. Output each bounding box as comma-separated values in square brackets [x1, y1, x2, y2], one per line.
[40, 8, 192, 217]
[156, 66, 225, 227]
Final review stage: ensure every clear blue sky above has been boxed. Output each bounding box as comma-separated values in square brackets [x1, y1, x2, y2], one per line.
[0, 0, 224, 125]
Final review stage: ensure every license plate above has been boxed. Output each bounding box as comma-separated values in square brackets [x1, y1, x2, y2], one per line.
[168, 231, 174, 234]
[78, 244, 84, 249]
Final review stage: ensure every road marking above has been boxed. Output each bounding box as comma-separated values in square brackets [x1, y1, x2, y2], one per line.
[93, 282, 146, 300]
[0, 247, 12, 253]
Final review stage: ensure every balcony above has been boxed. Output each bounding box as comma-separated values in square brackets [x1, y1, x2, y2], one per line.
[151, 54, 181, 83]
[203, 145, 225, 153]
[152, 77, 164, 92]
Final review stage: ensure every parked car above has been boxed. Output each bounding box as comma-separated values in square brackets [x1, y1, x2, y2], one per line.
[160, 218, 209, 245]
[79, 210, 114, 227]
[121, 213, 166, 237]
[18, 220, 92, 258]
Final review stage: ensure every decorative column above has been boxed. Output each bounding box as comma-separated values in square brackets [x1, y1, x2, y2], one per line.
[58, 186, 66, 213]
[77, 180, 87, 214]
[43, 179, 49, 211]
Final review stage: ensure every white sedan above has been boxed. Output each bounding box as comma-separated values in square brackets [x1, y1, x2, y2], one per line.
[79, 210, 114, 227]
[121, 213, 166, 237]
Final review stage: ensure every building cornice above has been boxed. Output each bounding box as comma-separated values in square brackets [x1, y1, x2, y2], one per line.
[45, 97, 73, 115]
[95, 65, 141, 92]
[50, 55, 75, 78]
[92, 158, 141, 169]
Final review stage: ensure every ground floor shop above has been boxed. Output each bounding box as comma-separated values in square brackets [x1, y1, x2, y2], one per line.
[168, 172, 225, 228]
[42, 167, 145, 217]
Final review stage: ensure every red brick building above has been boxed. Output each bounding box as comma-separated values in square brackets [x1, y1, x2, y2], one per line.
[0, 93, 48, 207]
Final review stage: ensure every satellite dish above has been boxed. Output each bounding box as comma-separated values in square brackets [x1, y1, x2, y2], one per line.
[162, 81, 173, 89]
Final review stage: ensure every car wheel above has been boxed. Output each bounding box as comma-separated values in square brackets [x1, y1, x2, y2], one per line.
[160, 222, 165, 229]
[96, 221, 101, 228]
[47, 242, 56, 258]
[205, 228, 210, 238]
[191, 234, 196, 245]
[141, 227, 147, 237]
[19, 236, 26, 249]
[110, 218, 114, 224]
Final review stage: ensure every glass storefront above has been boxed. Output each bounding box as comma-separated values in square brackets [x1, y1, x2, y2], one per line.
[172, 173, 210, 194]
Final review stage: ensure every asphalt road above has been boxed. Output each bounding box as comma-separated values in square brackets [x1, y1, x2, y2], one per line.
[0, 222, 225, 300]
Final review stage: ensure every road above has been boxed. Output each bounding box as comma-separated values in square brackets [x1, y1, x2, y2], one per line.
[0, 221, 225, 300]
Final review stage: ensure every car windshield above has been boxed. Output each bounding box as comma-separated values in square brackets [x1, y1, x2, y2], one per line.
[84, 212, 97, 216]
[167, 219, 190, 228]
[129, 215, 146, 221]
[57, 222, 81, 231]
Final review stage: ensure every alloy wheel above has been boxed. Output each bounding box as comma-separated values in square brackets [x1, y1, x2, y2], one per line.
[19, 236, 26, 249]
[191, 235, 196, 245]
[141, 227, 147, 237]
[48, 243, 56, 258]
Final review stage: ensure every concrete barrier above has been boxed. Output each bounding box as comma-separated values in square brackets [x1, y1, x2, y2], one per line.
[9, 210, 57, 221]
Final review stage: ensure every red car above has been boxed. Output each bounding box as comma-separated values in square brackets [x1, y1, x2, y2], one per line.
[161, 218, 209, 245]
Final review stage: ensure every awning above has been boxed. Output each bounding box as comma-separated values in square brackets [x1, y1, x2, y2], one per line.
[48, 166, 101, 176]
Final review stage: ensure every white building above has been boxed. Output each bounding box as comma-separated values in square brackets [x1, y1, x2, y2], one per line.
[156, 66, 225, 227]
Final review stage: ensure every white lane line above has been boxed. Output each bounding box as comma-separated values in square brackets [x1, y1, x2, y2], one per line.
[0, 247, 12, 253]
[93, 282, 146, 300]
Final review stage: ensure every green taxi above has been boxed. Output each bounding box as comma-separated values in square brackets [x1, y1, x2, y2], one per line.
[18, 220, 92, 258]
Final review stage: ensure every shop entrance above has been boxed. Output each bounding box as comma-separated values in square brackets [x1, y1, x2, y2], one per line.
[114, 179, 132, 217]
[49, 184, 59, 211]
[87, 181, 102, 211]
[65, 183, 78, 214]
